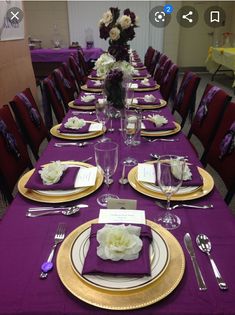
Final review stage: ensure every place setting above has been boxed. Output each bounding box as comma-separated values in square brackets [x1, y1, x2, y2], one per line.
[68, 92, 103, 110]
[81, 79, 104, 93]
[129, 78, 160, 92]
[126, 90, 167, 110]
[56, 207, 185, 310]
[17, 160, 103, 203]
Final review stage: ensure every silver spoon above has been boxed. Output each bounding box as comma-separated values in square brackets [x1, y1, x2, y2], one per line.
[54, 141, 93, 147]
[71, 111, 95, 115]
[155, 201, 213, 210]
[26, 206, 80, 217]
[150, 153, 189, 160]
[196, 234, 228, 290]
[145, 138, 179, 142]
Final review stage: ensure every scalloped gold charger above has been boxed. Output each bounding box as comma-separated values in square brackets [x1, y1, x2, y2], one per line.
[128, 166, 214, 201]
[141, 122, 181, 137]
[18, 162, 103, 203]
[68, 100, 95, 110]
[130, 99, 167, 110]
[56, 219, 185, 310]
[50, 123, 105, 140]
[81, 84, 102, 93]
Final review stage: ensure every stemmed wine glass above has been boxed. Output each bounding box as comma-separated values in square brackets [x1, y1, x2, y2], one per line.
[95, 100, 110, 142]
[94, 141, 119, 207]
[156, 155, 186, 230]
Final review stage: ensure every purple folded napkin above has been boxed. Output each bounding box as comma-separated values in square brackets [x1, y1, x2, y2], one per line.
[59, 121, 91, 134]
[133, 78, 156, 89]
[134, 90, 162, 105]
[86, 79, 103, 89]
[133, 69, 149, 77]
[142, 111, 175, 131]
[25, 165, 79, 190]
[154, 161, 203, 187]
[73, 93, 100, 106]
[90, 69, 100, 78]
[82, 223, 153, 276]
[132, 62, 145, 68]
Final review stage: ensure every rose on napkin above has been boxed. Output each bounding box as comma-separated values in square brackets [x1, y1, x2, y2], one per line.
[141, 78, 150, 86]
[39, 161, 67, 185]
[81, 95, 96, 103]
[64, 117, 86, 130]
[147, 114, 168, 127]
[144, 94, 156, 103]
[133, 69, 140, 76]
[92, 80, 102, 87]
[170, 158, 192, 181]
[97, 224, 143, 261]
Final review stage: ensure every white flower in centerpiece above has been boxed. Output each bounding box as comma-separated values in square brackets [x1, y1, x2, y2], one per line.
[144, 94, 156, 103]
[101, 10, 113, 26]
[97, 224, 143, 261]
[114, 60, 135, 79]
[171, 158, 192, 181]
[147, 114, 168, 127]
[39, 161, 67, 185]
[109, 27, 121, 41]
[81, 95, 95, 103]
[119, 15, 132, 29]
[94, 53, 115, 77]
[64, 117, 86, 130]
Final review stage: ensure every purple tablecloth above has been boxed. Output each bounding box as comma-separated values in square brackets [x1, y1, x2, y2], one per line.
[1, 77, 235, 314]
[31, 48, 103, 63]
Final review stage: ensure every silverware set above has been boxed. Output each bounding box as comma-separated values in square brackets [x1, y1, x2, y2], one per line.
[26, 204, 88, 217]
[54, 141, 93, 147]
[184, 233, 228, 291]
[144, 137, 179, 142]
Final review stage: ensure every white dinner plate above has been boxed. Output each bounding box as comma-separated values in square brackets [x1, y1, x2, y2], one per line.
[70, 226, 170, 291]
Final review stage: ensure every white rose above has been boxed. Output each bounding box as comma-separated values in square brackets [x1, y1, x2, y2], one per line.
[64, 117, 86, 130]
[39, 161, 67, 185]
[109, 27, 120, 41]
[97, 224, 143, 261]
[147, 114, 168, 127]
[119, 15, 132, 29]
[141, 78, 150, 86]
[144, 94, 156, 103]
[81, 95, 95, 103]
[102, 10, 113, 26]
[171, 159, 191, 181]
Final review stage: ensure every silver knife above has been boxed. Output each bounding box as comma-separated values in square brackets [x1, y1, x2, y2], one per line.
[184, 233, 207, 291]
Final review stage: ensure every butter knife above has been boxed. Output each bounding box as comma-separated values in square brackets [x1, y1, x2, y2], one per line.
[184, 233, 207, 291]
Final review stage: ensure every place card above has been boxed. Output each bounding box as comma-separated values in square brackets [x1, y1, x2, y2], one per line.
[107, 198, 137, 209]
[88, 122, 103, 132]
[98, 209, 146, 224]
[74, 166, 97, 188]
[137, 163, 156, 183]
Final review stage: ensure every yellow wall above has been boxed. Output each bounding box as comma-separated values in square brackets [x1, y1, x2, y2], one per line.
[24, 1, 70, 49]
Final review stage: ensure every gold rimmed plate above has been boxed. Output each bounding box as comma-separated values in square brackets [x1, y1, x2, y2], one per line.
[50, 123, 105, 140]
[18, 162, 104, 203]
[68, 100, 95, 110]
[128, 166, 214, 201]
[132, 84, 160, 92]
[141, 122, 181, 137]
[57, 219, 185, 310]
[70, 225, 169, 291]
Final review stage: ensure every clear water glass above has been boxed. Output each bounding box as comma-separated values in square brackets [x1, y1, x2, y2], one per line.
[95, 100, 110, 142]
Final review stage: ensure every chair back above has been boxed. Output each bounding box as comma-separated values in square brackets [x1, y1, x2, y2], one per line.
[144, 46, 155, 71]
[172, 72, 201, 128]
[188, 84, 231, 161]
[42, 77, 66, 124]
[0, 105, 32, 203]
[149, 50, 161, 76]
[160, 63, 178, 102]
[68, 55, 84, 88]
[204, 102, 235, 204]
[53, 68, 75, 108]
[153, 54, 168, 83]
[61, 62, 79, 95]
[10, 88, 50, 160]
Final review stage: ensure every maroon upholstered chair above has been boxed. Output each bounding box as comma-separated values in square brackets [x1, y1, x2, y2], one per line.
[52, 68, 76, 109]
[153, 54, 168, 84]
[0, 105, 33, 203]
[158, 59, 173, 86]
[203, 102, 235, 204]
[10, 88, 50, 160]
[77, 49, 89, 77]
[187, 84, 232, 163]
[42, 76, 66, 124]
[160, 64, 178, 102]
[144, 46, 155, 71]
[149, 50, 161, 76]
[172, 72, 201, 128]
[61, 62, 79, 95]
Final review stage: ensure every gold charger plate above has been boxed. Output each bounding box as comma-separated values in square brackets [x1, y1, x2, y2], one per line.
[50, 123, 105, 140]
[141, 122, 181, 137]
[128, 166, 214, 201]
[81, 84, 102, 93]
[132, 84, 160, 92]
[68, 100, 95, 110]
[17, 162, 103, 203]
[57, 219, 185, 310]
[131, 99, 167, 110]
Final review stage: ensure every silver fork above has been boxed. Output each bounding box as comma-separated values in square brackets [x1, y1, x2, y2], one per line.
[40, 223, 66, 279]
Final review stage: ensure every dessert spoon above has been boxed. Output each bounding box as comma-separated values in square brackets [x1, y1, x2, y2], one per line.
[26, 206, 81, 217]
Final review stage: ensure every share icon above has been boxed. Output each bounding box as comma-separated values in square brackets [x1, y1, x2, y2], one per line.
[182, 11, 193, 23]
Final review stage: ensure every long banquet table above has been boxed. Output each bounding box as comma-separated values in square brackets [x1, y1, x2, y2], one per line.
[1, 87, 235, 314]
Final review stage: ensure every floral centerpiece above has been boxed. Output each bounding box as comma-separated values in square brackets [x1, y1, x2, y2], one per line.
[99, 7, 138, 61]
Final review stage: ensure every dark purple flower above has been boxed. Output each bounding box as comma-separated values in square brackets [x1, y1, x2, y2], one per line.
[104, 69, 126, 109]
[130, 12, 136, 24]
[108, 45, 129, 62]
[109, 7, 120, 24]
[99, 25, 110, 40]
[122, 27, 135, 41]
[123, 8, 131, 16]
